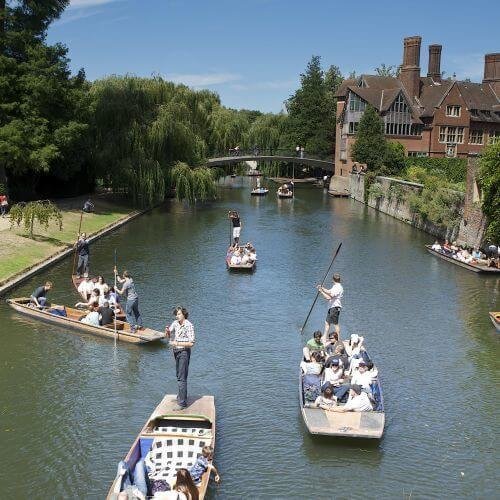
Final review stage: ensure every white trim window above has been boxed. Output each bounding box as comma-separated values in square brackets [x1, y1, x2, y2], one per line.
[439, 126, 464, 144]
[489, 130, 500, 144]
[348, 122, 359, 134]
[407, 151, 429, 157]
[469, 129, 483, 145]
[446, 105, 461, 117]
[349, 93, 366, 112]
[446, 144, 457, 157]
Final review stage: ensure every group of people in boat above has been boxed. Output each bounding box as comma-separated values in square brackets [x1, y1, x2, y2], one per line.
[431, 240, 500, 268]
[226, 242, 257, 266]
[301, 330, 378, 412]
[277, 181, 294, 196]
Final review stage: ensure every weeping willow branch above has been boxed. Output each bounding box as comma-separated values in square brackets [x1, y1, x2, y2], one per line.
[170, 162, 217, 204]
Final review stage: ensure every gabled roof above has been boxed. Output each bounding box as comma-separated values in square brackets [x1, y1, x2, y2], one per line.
[334, 79, 357, 98]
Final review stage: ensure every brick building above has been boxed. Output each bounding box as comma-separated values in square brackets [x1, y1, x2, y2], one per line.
[333, 36, 500, 177]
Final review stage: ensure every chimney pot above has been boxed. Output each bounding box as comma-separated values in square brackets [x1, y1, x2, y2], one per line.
[483, 53, 500, 95]
[399, 36, 422, 98]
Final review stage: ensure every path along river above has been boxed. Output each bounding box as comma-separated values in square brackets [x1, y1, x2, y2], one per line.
[1, 178, 498, 499]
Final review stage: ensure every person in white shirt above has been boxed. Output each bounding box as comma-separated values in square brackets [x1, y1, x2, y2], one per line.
[321, 358, 345, 391]
[350, 361, 377, 391]
[309, 386, 337, 410]
[431, 240, 441, 251]
[80, 304, 100, 326]
[300, 351, 324, 376]
[77, 274, 94, 300]
[331, 384, 372, 412]
[317, 273, 344, 343]
[95, 275, 107, 296]
[230, 249, 242, 265]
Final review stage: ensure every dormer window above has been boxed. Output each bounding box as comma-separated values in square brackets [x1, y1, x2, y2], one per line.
[358, 78, 367, 88]
[446, 105, 461, 117]
[348, 93, 366, 112]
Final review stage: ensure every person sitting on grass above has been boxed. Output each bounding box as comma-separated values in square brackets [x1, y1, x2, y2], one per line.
[30, 282, 53, 309]
[80, 303, 100, 326]
[189, 446, 221, 486]
[330, 384, 373, 412]
[302, 330, 324, 361]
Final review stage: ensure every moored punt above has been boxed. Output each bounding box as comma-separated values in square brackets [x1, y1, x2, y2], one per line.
[7, 298, 165, 344]
[425, 246, 500, 274]
[299, 348, 385, 439]
[489, 312, 500, 332]
[107, 395, 215, 500]
[251, 187, 269, 196]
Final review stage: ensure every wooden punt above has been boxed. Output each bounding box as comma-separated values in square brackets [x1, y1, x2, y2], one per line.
[277, 189, 293, 199]
[489, 312, 500, 332]
[225, 254, 256, 272]
[299, 350, 385, 439]
[7, 297, 165, 344]
[425, 246, 500, 274]
[251, 187, 269, 196]
[107, 395, 215, 500]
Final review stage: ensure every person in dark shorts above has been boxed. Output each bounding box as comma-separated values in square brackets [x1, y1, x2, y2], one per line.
[30, 282, 53, 308]
[228, 210, 242, 245]
[317, 273, 344, 342]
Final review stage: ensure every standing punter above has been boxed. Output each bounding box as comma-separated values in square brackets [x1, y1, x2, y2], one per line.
[229, 210, 242, 245]
[165, 307, 195, 411]
[75, 232, 90, 278]
[114, 270, 142, 333]
[317, 273, 343, 342]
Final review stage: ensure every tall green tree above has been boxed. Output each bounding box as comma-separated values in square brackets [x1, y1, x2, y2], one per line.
[0, 0, 90, 199]
[478, 142, 500, 242]
[285, 55, 334, 157]
[351, 105, 387, 171]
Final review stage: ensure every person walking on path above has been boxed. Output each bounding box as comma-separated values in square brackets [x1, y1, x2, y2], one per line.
[0, 194, 8, 217]
[229, 210, 242, 245]
[75, 232, 90, 277]
[114, 270, 142, 333]
[165, 307, 195, 410]
[317, 273, 343, 343]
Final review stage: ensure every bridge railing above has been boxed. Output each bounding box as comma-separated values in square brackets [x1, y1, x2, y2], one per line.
[211, 148, 333, 162]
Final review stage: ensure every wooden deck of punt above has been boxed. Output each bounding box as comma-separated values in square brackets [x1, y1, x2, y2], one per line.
[489, 312, 500, 332]
[225, 256, 256, 272]
[107, 395, 215, 500]
[425, 246, 500, 273]
[7, 298, 165, 344]
[299, 347, 385, 439]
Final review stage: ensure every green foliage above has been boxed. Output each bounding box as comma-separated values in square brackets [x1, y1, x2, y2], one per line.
[374, 63, 399, 77]
[403, 157, 466, 183]
[9, 200, 62, 238]
[478, 142, 500, 242]
[351, 105, 387, 171]
[285, 55, 337, 157]
[382, 141, 406, 175]
[368, 181, 384, 200]
[387, 182, 406, 204]
[170, 162, 217, 204]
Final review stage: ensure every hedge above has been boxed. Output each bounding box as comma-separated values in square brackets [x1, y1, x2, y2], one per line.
[403, 157, 466, 183]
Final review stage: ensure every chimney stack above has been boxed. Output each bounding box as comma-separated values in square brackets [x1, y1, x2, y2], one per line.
[399, 36, 422, 99]
[483, 53, 500, 95]
[427, 44, 442, 81]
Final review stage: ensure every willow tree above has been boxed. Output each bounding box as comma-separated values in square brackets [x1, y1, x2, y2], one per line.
[170, 162, 217, 204]
[9, 200, 62, 238]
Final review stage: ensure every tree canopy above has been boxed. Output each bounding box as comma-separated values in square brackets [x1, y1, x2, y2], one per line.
[478, 142, 500, 243]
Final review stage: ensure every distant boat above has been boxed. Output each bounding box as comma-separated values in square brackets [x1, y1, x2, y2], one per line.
[277, 187, 293, 198]
[7, 297, 165, 344]
[299, 346, 385, 438]
[489, 312, 500, 332]
[247, 170, 262, 176]
[251, 187, 269, 196]
[107, 395, 216, 500]
[226, 247, 256, 272]
[425, 246, 500, 274]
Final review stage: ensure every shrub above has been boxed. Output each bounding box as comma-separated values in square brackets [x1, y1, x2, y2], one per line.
[478, 142, 500, 243]
[368, 181, 385, 200]
[403, 157, 466, 183]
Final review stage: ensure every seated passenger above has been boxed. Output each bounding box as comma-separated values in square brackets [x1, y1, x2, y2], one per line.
[321, 358, 345, 391]
[345, 333, 364, 358]
[330, 384, 373, 412]
[450, 241, 459, 252]
[80, 303, 100, 326]
[302, 330, 324, 361]
[325, 342, 349, 370]
[75, 288, 100, 309]
[350, 361, 377, 392]
[308, 386, 337, 410]
[98, 301, 115, 326]
[95, 275, 107, 295]
[325, 331, 343, 355]
[77, 274, 94, 300]
[189, 446, 220, 485]
[442, 239, 452, 254]
[230, 249, 242, 265]
[300, 351, 324, 376]
[431, 240, 441, 251]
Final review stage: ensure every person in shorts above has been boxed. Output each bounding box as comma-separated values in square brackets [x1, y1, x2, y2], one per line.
[317, 273, 343, 342]
[228, 210, 242, 245]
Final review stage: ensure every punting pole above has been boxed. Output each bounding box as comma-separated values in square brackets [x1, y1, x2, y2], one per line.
[72, 210, 84, 277]
[299, 242, 342, 334]
[114, 249, 118, 345]
[228, 214, 232, 246]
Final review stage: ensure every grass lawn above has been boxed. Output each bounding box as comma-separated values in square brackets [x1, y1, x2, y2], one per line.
[0, 197, 136, 285]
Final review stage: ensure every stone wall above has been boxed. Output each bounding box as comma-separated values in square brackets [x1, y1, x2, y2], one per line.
[349, 173, 460, 240]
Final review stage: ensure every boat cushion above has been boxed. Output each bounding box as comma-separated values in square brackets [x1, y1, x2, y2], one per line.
[48, 308, 67, 317]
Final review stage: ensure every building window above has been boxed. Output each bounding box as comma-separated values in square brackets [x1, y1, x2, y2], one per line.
[446, 144, 457, 157]
[349, 93, 366, 112]
[348, 122, 359, 134]
[439, 126, 464, 144]
[385, 123, 421, 136]
[469, 130, 483, 145]
[408, 151, 429, 157]
[489, 130, 500, 144]
[446, 105, 461, 117]
[392, 94, 409, 113]
[470, 109, 479, 117]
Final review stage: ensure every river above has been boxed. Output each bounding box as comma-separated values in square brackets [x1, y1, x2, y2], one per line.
[0, 177, 498, 499]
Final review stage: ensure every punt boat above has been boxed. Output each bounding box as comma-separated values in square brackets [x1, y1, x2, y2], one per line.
[107, 395, 215, 500]
[7, 297, 165, 344]
[425, 246, 500, 274]
[489, 312, 500, 332]
[225, 252, 256, 272]
[277, 187, 293, 199]
[299, 347, 385, 438]
[251, 187, 269, 196]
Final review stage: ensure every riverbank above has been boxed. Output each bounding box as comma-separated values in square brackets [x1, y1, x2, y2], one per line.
[0, 194, 143, 296]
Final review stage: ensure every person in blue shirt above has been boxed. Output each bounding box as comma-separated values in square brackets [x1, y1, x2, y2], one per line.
[189, 446, 220, 485]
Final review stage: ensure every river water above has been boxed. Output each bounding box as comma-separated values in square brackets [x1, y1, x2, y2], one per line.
[1, 178, 498, 499]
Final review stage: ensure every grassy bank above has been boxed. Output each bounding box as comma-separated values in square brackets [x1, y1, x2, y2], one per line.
[0, 196, 136, 285]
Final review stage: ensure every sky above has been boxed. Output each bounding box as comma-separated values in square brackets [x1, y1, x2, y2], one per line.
[47, 0, 500, 113]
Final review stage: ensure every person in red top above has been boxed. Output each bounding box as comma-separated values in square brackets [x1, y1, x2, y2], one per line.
[0, 194, 8, 217]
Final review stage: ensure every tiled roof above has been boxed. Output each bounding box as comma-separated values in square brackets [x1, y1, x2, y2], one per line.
[334, 79, 357, 98]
